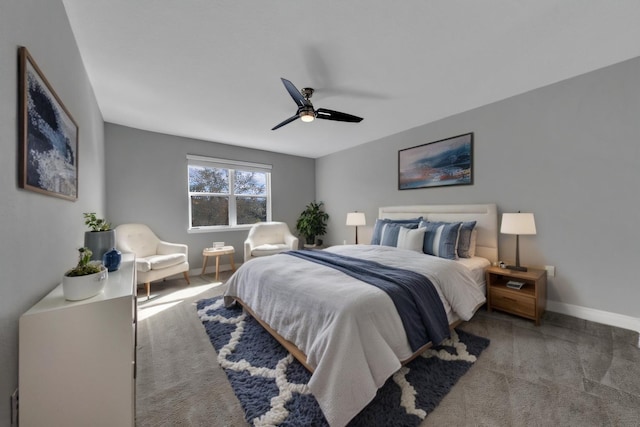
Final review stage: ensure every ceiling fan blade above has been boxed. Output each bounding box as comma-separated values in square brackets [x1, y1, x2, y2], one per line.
[316, 108, 363, 123]
[271, 114, 300, 130]
[281, 78, 310, 108]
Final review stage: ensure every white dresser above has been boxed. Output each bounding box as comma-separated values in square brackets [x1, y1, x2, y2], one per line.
[19, 254, 137, 427]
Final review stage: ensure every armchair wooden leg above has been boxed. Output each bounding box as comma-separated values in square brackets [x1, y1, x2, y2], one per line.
[183, 271, 191, 284]
[145, 282, 151, 300]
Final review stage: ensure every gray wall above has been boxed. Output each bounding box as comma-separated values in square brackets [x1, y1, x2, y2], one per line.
[317, 56, 640, 323]
[104, 123, 315, 268]
[0, 1, 106, 424]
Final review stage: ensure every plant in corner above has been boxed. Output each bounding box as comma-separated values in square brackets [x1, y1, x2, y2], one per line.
[62, 247, 108, 301]
[83, 212, 116, 261]
[296, 201, 329, 246]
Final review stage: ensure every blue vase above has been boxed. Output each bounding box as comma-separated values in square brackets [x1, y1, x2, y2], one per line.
[103, 247, 122, 272]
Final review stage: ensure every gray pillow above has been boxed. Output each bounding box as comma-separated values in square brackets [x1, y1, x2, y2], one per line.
[457, 221, 477, 258]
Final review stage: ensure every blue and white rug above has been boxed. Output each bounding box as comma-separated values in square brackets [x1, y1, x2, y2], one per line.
[196, 296, 489, 427]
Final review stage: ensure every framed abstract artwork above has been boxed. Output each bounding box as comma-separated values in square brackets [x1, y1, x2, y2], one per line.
[18, 46, 79, 201]
[398, 132, 473, 190]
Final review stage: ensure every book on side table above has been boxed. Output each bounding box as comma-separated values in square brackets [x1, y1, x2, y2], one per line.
[506, 280, 525, 290]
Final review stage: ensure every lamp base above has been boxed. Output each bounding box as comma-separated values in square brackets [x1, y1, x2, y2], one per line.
[506, 265, 528, 272]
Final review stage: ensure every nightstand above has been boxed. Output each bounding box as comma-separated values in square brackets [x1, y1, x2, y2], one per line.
[485, 266, 547, 325]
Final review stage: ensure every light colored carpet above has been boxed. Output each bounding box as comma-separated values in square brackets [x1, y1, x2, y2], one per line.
[136, 273, 640, 426]
[135, 273, 247, 426]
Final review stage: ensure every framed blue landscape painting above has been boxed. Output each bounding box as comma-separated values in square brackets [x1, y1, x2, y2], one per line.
[398, 133, 473, 190]
[18, 47, 78, 201]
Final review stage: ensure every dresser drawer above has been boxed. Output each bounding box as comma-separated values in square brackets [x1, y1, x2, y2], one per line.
[490, 287, 535, 318]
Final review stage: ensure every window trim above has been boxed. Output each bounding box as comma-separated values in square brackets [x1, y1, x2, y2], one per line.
[187, 155, 272, 232]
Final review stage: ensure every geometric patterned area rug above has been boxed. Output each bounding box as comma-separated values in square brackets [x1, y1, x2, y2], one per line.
[196, 296, 490, 427]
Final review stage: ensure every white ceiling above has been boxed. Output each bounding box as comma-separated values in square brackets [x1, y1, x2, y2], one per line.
[62, 1, 640, 159]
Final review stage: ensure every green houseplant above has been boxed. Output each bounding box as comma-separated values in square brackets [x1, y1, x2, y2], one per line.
[62, 247, 108, 301]
[84, 212, 111, 231]
[296, 201, 329, 246]
[83, 212, 116, 261]
[65, 247, 103, 276]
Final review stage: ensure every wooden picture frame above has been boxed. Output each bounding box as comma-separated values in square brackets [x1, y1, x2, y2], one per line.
[398, 132, 473, 190]
[18, 46, 78, 201]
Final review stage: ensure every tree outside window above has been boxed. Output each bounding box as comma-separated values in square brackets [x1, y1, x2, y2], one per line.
[188, 157, 271, 229]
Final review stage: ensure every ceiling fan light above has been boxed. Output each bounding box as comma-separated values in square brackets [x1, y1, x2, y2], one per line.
[300, 111, 315, 122]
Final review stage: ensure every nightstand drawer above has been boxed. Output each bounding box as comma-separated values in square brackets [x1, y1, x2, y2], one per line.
[490, 287, 535, 318]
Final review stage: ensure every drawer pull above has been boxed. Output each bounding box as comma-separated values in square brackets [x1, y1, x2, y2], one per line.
[502, 297, 517, 302]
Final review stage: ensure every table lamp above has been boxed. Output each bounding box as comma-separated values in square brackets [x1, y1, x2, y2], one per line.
[346, 212, 366, 244]
[500, 212, 536, 272]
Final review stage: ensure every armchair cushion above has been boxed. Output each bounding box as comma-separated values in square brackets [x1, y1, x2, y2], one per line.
[136, 253, 188, 272]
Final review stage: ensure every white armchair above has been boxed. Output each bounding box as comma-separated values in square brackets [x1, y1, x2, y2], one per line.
[115, 223, 190, 299]
[244, 222, 299, 262]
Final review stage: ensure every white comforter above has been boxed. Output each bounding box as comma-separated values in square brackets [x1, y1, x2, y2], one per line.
[223, 245, 485, 427]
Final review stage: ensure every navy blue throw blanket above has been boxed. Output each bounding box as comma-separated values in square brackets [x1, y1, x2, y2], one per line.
[283, 250, 450, 351]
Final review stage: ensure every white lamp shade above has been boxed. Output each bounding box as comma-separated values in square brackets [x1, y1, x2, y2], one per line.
[500, 213, 536, 235]
[346, 212, 366, 226]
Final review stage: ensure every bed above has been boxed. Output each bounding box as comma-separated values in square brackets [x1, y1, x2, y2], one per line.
[223, 204, 497, 426]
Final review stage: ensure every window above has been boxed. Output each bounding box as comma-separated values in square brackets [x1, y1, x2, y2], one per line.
[187, 155, 271, 230]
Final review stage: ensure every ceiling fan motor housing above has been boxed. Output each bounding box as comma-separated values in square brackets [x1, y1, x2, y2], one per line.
[299, 106, 316, 121]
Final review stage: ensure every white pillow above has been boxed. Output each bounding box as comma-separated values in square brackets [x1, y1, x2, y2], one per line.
[396, 227, 426, 252]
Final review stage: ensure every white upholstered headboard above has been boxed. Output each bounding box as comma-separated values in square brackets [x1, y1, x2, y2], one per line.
[378, 204, 498, 263]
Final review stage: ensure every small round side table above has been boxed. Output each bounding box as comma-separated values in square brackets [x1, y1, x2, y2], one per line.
[201, 246, 236, 280]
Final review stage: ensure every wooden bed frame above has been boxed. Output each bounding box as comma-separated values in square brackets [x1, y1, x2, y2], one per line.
[234, 204, 498, 373]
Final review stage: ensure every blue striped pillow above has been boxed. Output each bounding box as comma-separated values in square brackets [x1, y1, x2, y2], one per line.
[420, 221, 462, 259]
[371, 217, 422, 245]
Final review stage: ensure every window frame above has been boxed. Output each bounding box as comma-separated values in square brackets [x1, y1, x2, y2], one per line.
[187, 155, 272, 233]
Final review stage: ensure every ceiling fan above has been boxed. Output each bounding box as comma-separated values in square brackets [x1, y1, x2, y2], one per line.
[271, 78, 364, 130]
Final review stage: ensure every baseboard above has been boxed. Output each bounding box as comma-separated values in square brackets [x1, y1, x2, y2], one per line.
[547, 300, 640, 335]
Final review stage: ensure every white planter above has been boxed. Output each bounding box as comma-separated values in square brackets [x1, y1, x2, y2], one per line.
[62, 267, 108, 301]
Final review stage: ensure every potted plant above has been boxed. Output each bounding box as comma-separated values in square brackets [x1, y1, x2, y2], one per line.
[296, 201, 329, 247]
[83, 212, 116, 261]
[62, 247, 108, 301]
